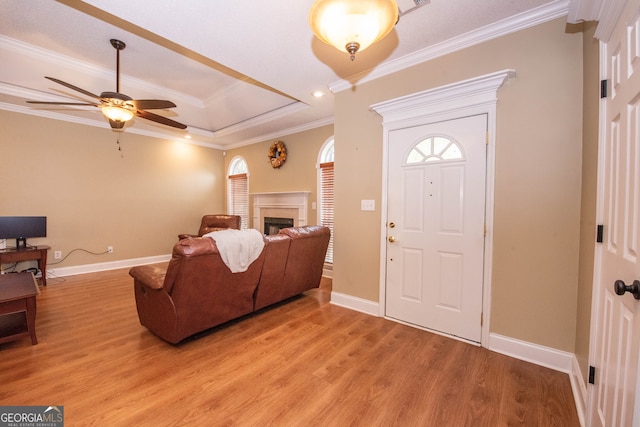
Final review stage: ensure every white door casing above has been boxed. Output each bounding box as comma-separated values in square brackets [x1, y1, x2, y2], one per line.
[385, 115, 487, 343]
[371, 69, 515, 347]
[588, 0, 640, 425]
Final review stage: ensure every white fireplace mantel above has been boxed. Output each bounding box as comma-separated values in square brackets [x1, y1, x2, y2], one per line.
[251, 191, 310, 233]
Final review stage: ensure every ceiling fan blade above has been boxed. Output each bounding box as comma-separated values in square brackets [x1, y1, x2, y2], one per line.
[45, 76, 102, 100]
[135, 110, 187, 129]
[130, 99, 176, 110]
[26, 101, 98, 106]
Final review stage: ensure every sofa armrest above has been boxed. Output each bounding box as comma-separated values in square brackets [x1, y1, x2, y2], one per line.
[129, 265, 167, 290]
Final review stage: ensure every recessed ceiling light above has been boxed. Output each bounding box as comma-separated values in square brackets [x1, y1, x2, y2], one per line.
[312, 90, 324, 98]
[184, 134, 192, 139]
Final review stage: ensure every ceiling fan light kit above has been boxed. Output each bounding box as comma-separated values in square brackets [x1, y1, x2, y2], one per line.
[26, 39, 187, 132]
[101, 103, 135, 123]
[308, 0, 399, 61]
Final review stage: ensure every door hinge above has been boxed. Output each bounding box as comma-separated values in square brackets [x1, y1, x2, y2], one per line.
[484, 224, 487, 237]
[589, 365, 596, 384]
[486, 131, 489, 145]
[601, 79, 608, 98]
[480, 312, 483, 326]
[597, 224, 604, 243]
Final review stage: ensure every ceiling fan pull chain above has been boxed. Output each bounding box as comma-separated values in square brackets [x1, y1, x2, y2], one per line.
[115, 132, 124, 156]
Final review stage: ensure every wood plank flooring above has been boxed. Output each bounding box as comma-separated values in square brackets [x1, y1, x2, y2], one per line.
[0, 267, 580, 426]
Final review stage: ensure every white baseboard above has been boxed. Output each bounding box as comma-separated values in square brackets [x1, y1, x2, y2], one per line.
[330, 291, 586, 425]
[488, 333, 574, 373]
[570, 354, 588, 427]
[330, 290, 379, 316]
[47, 254, 171, 278]
[489, 333, 586, 426]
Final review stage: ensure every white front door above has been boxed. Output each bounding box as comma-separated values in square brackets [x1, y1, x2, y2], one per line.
[589, 1, 640, 425]
[385, 114, 487, 343]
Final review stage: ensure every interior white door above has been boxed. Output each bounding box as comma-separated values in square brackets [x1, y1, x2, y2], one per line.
[589, 1, 640, 425]
[385, 114, 487, 343]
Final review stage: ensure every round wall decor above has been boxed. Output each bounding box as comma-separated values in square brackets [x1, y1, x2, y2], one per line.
[268, 140, 287, 168]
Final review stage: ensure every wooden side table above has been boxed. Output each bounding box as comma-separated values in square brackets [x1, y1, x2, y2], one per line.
[0, 272, 40, 345]
[0, 245, 50, 286]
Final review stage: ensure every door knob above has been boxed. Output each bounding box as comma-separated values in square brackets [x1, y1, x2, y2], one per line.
[388, 236, 396, 243]
[614, 280, 640, 300]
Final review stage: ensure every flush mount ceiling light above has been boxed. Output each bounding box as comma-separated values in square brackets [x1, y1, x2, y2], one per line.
[309, 0, 399, 61]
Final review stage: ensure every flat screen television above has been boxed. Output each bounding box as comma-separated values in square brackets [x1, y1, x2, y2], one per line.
[0, 216, 47, 249]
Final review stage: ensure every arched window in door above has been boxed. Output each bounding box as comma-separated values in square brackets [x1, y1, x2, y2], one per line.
[317, 137, 334, 264]
[227, 156, 249, 229]
[405, 135, 464, 165]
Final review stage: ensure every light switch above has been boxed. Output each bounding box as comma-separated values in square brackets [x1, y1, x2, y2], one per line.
[361, 199, 375, 211]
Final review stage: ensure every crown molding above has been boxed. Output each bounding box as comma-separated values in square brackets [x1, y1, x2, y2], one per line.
[330, 0, 570, 93]
[0, 93, 332, 150]
[567, 0, 627, 41]
[0, 78, 319, 147]
[226, 116, 335, 149]
[0, 101, 220, 148]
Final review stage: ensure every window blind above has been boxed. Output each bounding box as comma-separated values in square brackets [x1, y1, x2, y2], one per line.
[227, 173, 248, 229]
[320, 162, 334, 263]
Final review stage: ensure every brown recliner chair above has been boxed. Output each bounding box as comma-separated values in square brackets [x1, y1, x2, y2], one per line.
[178, 214, 241, 240]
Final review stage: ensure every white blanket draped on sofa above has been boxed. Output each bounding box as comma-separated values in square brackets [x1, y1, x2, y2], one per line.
[204, 229, 265, 273]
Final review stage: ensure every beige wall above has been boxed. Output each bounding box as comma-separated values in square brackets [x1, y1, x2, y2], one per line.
[224, 125, 334, 228]
[0, 17, 595, 356]
[333, 17, 584, 351]
[0, 111, 225, 268]
[575, 21, 600, 382]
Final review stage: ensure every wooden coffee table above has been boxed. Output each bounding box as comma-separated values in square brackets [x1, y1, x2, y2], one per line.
[0, 272, 40, 345]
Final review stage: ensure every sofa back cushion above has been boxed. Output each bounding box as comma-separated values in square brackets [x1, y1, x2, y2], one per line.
[165, 236, 265, 337]
[278, 226, 330, 300]
[254, 234, 291, 310]
[163, 237, 217, 294]
[198, 214, 241, 235]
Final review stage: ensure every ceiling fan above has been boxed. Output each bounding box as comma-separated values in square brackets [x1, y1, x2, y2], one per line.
[27, 39, 187, 131]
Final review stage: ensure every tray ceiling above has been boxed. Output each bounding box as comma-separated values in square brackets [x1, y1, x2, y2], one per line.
[0, 0, 565, 148]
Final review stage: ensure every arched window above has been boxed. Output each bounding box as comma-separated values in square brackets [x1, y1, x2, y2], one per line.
[318, 137, 334, 264]
[227, 156, 249, 229]
[405, 135, 464, 165]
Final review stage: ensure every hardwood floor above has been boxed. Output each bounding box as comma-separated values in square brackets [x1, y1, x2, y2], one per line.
[0, 267, 580, 426]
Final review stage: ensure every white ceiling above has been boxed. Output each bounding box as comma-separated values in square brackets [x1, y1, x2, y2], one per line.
[0, 0, 567, 149]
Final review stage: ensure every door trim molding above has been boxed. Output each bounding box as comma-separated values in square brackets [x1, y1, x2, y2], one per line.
[371, 69, 516, 348]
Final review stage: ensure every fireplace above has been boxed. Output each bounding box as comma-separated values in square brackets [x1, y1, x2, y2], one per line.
[264, 217, 294, 235]
[251, 191, 310, 234]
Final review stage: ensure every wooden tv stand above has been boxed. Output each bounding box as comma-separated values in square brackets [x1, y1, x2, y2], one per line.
[0, 246, 50, 286]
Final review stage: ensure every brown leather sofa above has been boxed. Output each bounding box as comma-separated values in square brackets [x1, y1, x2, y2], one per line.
[129, 225, 330, 344]
[178, 214, 241, 240]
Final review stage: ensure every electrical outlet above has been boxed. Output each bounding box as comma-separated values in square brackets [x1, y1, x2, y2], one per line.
[107, 246, 113, 253]
[54, 251, 62, 259]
